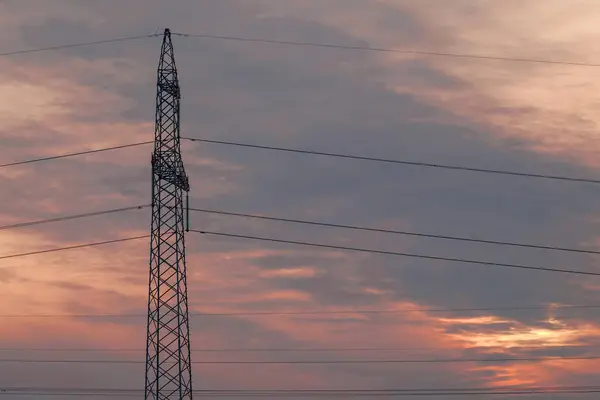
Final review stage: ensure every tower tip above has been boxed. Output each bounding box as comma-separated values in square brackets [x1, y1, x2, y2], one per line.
[164, 28, 171, 36]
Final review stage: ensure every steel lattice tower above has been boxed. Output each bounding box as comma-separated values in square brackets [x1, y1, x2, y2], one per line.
[145, 28, 193, 399]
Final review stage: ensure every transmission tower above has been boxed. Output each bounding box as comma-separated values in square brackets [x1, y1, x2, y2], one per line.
[144, 28, 193, 399]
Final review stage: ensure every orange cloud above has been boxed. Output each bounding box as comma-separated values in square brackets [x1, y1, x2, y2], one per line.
[260, 267, 319, 279]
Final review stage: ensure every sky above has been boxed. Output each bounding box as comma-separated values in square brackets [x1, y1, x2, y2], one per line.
[2, 0, 600, 398]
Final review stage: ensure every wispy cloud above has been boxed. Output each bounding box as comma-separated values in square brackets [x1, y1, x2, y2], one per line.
[2, 0, 600, 395]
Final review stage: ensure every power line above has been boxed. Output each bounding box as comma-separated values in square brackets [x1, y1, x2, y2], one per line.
[3, 303, 599, 318]
[192, 230, 600, 277]
[4, 355, 600, 365]
[4, 394, 595, 398]
[0, 205, 149, 232]
[0, 34, 159, 57]
[2, 201, 591, 255]
[0, 235, 148, 262]
[5, 386, 600, 395]
[183, 138, 600, 184]
[190, 207, 600, 255]
[7, 386, 600, 392]
[2, 133, 595, 189]
[0, 347, 443, 353]
[2, 392, 598, 397]
[1, 344, 595, 354]
[192, 304, 600, 315]
[172, 32, 600, 68]
[6, 386, 600, 396]
[0, 141, 152, 169]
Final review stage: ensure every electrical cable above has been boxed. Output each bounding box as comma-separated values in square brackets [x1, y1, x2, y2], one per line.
[191, 304, 600, 315]
[5, 344, 589, 353]
[3, 303, 599, 318]
[7, 385, 600, 392]
[4, 228, 596, 275]
[0, 141, 153, 169]
[172, 32, 600, 68]
[190, 207, 600, 255]
[0, 205, 149, 232]
[0, 34, 159, 57]
[191, 230, 600, 277]
[183, 137, 600, 184]
[0, 347, 439, 353]
[2, 201, 593, 255]
[5, 386, 600, 397]
[4, 387, 600, 397]
[0, 235, 148, 261]
[4, 355, 600, 364]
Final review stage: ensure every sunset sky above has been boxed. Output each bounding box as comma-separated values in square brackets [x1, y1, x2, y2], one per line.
[2, 0, 600, 398]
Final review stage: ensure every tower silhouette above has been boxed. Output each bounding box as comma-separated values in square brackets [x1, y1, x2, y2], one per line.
[144, 28, 193, 399]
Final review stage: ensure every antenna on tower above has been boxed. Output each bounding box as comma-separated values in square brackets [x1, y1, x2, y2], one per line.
[144, 28, 194, 399]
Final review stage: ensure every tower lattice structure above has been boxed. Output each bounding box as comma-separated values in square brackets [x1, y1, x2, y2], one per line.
[145, 28, 193, 400]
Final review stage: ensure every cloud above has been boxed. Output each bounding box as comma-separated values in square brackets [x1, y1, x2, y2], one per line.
[2, 0, 600, 397]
